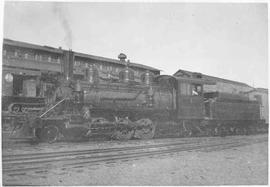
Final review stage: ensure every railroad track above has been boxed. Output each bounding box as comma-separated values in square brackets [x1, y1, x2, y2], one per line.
[3, 133, 265, 153]
[3, 135, 267, 176]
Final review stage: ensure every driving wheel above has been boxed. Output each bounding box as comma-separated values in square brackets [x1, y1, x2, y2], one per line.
[113, 118, 134, 141]
[134, 118, 156, 140]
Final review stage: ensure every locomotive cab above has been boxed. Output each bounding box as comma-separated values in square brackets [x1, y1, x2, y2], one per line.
[175, 77, 215, 120]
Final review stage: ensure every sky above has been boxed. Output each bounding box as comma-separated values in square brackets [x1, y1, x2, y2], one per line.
[2, 2, 268, 88]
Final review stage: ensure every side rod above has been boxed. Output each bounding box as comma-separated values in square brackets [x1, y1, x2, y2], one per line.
[39, 98, 67, 118]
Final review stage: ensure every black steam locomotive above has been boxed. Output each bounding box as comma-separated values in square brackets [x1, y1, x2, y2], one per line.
[5, 50, 265, 143]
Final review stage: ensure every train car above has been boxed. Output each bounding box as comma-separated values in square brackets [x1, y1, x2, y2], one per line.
[2, 39, 160, 142]
[29, 51, 177, 142]
[8, 50, 265, 143]
[155, 76, 264, 137]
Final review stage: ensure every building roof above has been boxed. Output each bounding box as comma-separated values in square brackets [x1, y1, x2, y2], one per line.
[3, 38, 63, 54]
[245, 87, 268, 94]
[256, 88, 268, 93]
[174, 69, 252, 88]
[3, 38, 160, 73]
[74, 52, 160, 72]
[202, 75, 252, 87]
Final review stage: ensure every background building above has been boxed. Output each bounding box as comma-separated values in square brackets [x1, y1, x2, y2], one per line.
[174, 69, 268, 123]
[2, 38, 160, 98]
[174, 69, 254, 94]
[245, 88, 269, 123]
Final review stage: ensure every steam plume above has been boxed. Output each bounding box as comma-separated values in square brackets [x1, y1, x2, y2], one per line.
[53, 3, 73, 48]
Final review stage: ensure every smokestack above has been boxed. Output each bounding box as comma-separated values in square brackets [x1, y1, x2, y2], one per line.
[63, 50, 74, 81]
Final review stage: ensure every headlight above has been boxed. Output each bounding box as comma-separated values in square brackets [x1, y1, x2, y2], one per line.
[4, 73, 13, 83]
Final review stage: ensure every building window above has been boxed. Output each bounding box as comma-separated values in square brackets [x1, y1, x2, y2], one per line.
[24, 53, 28, 59]
[48, 56, 51, 62]
[111, 66, 115, 73]
[14, 51, 18, 57]
[75, 61, 80, 66]
[3, 50, 6, 56]
[57, 57, 60, 63]
[254, 94, 262, 105]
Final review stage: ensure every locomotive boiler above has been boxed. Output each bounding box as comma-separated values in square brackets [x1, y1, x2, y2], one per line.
[10, 50, 265, 143]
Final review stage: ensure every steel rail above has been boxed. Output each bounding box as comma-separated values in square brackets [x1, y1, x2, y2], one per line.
[2, 139, 207, 162]
[4, 134, 265, 160]
[3, 137, 267, 175]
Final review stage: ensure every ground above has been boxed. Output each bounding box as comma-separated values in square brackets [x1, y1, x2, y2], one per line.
[2, 134, 268, 186]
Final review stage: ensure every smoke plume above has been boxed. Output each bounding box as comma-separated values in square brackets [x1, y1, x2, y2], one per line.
[53, 3, 73, 48]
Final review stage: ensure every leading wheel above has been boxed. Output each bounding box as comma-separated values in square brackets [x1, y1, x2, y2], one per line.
[39, 125, 59, 143]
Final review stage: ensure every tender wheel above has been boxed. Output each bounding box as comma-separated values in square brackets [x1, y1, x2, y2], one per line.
[249, 126, 257, 134]
[235, 127, 243, 135]
[220, 127, 227, 137]
[243, 127, 248, 135]
[228, 127, 235, 136]
[39, 125, 59, 143]
[134, 118, 156, 140]
[205, 127, 215, 137]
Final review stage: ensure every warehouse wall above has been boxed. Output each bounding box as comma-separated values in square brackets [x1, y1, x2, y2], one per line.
[248, 89, 269, 123]
[204, 82, 253, 94]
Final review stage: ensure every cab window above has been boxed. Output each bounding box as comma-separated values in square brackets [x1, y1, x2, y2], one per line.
[191, 84, 202, 96]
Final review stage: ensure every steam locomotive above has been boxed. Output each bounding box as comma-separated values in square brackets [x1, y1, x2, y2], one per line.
[5, 50, 265, 143]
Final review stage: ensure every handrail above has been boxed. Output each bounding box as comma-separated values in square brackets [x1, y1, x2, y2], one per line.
[39, 98, 67, 118]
